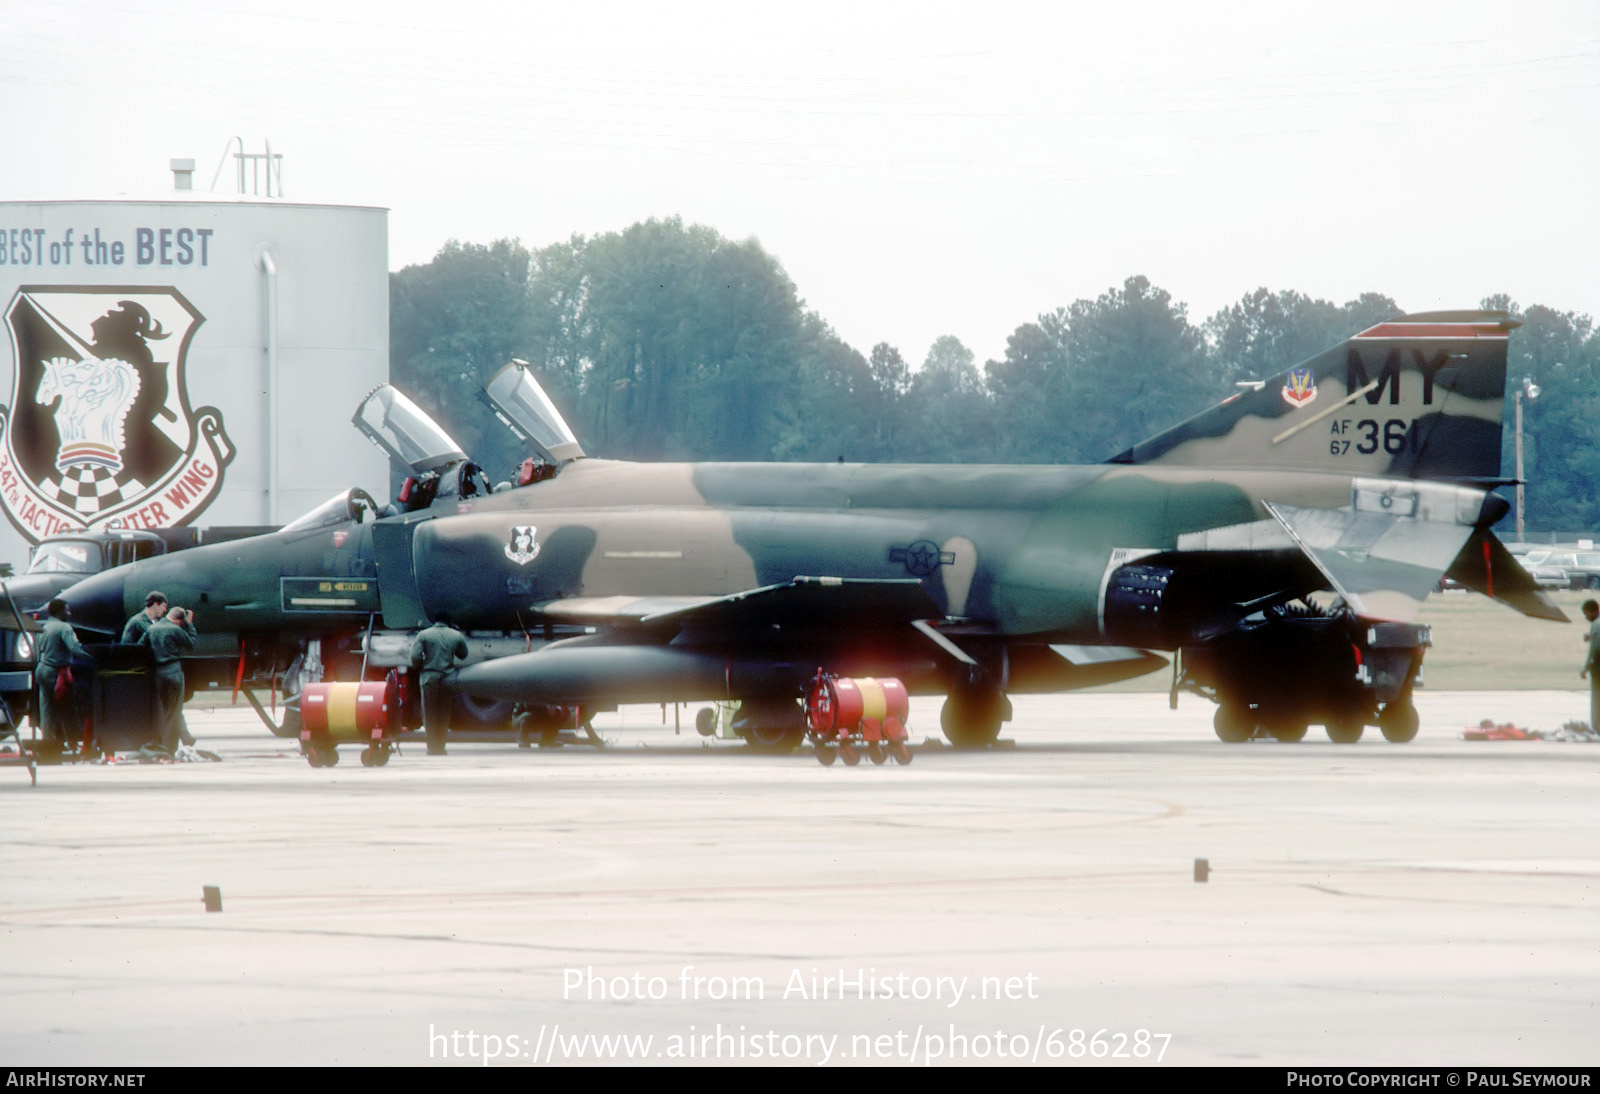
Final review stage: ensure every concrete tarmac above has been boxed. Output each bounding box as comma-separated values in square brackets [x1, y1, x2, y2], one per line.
[1, 690, 1597, 1068]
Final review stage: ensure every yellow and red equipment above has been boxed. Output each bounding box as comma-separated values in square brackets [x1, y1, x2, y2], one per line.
[805, 670, 912, 766]
[298, 677, 399, 767]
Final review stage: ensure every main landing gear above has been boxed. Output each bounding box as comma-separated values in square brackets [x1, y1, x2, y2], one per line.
[734, 698, 808, 754]
[1180, 603, 1428, 745]
[939, 684, 1012, 749]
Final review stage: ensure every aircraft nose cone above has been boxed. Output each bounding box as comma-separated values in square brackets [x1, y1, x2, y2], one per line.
[60, 569, 127, 637]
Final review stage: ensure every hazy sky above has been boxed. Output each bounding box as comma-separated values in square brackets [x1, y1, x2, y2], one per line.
[3, 0, 1596, 366]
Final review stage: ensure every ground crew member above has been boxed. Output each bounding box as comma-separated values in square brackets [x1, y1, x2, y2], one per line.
[140, 605, 197, 753]
[409, 611, 467, 755]
[1581, 599, 1600, 733]
[35, 599, 86, 745]
[121, 590, 169, 645]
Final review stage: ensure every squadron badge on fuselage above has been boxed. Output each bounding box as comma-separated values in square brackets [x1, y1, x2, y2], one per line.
[505, 524, 540, 565]
[1281, 367, 1318, 409]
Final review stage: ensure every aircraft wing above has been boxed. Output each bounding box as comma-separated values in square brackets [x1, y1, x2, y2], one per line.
[534, 577, 942, 631]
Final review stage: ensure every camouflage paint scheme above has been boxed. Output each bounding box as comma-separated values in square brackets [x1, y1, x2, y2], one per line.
[58, 311, 1563, 744]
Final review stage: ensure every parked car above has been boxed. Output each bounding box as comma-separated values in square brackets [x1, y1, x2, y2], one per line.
[1521, 549, 1600, 591]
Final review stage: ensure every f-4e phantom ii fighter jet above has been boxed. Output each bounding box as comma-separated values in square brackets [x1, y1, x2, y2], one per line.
[60, 310, 1561, 749]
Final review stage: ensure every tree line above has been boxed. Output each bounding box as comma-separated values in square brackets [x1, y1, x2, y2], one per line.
[390, 217, 1599, 534]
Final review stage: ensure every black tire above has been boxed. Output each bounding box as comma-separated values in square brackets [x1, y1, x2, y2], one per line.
[940, 691, 1005, 749]
[839, 742, 861, 766]
[889, 741, 912, 765]
[734, 697, 807, 753]
[1213, 703, 1254, 743]
[867, 742, 886, 765]
[1325, 719, 1364, 744]
[743, 723, 805, 753]
[1378, 702, 1420, 743]
[815, 744, 837, 766]
[1268, 722, 1308, 743]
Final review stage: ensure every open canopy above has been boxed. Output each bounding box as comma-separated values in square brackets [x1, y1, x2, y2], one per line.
[352, 385, 469, 474]
[479, 359, 585, 464]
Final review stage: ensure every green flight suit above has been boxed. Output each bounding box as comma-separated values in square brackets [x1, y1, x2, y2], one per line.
[121, 610, 159, 646]
[409, 623, 468, 754]
[140, 617, 197, 752]
[34, 618, 86, 742]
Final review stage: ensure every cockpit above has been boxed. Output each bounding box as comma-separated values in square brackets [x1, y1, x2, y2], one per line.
[282, 488, 381, 534]
[351, 368, 583, 515]
[479, 359, 585, 466]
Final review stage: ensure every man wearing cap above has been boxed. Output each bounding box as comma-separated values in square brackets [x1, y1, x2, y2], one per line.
[409, 611, 468, 755]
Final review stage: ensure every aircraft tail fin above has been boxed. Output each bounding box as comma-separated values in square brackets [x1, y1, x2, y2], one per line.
[1109, 311, 1517, 483]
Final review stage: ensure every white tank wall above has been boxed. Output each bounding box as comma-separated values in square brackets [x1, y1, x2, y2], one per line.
[0, 199, 389, 569]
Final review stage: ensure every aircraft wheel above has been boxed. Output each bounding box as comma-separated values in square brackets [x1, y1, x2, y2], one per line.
[1325, 719, 1364, 744]
[1267, 721, 1308, 743]
[694, 708, 717, 737]
[889, 741, 913, 765]
[1378, 702, 1420, 743]
[940, 690, 1005, 749]
[867, 742, 886, 765]
[815, 743, 837, 766]
[839, 742, 861, 766]
[1213, 703, 1254, 743]
[743, 724, 805, 753]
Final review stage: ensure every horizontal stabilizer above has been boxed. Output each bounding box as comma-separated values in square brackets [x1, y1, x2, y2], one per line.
[1266, 501, 1473, 622]
[1444, 529, 1569, 623]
